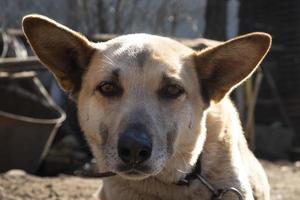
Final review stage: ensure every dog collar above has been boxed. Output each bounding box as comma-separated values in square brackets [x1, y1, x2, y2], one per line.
[176, 153, 243, 200]
[176, 153, 203, 186]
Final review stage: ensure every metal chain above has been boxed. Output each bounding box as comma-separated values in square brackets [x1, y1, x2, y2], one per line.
[195, 174, 243, 200]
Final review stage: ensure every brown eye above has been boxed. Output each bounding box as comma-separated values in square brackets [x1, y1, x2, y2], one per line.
[159, 84, 185, 99]
[97, 81, 123, 97]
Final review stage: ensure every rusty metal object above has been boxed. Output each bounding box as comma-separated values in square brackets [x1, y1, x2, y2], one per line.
[0, 56, 44, 72]
[0, 76, 66, 173]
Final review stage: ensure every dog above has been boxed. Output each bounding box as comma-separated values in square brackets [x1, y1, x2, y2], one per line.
[22, 14, 271, 200]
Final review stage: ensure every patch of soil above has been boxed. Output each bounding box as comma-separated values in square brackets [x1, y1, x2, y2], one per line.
[0, 160, 299, 200]
[261, 160, 300, 200]
[0, 170, 100, 200]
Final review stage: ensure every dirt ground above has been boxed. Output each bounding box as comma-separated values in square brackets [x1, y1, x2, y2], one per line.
[0, 160, 299, 200]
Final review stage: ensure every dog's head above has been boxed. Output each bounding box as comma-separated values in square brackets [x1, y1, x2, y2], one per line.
[22, 15, 271, 180]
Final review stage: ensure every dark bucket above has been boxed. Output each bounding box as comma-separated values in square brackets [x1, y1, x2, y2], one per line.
[0, 76, 65, 173]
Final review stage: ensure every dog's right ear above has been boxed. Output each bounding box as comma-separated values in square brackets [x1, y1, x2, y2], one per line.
[22, 14, 94, 93]
[194, 32, 271, 103]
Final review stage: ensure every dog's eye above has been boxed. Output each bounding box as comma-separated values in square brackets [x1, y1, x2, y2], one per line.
[159, 84, 185, 99]
[97, 81, 122, 97]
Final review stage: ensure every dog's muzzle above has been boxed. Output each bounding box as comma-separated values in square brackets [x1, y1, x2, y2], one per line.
[117, 124, 152, 166]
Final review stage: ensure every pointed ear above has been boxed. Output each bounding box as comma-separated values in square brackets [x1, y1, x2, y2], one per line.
[22, 14, 95, 93]
[194, 32, 272, 103]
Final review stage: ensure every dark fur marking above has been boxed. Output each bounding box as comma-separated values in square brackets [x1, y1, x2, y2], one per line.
[166, 125, 178, 156]
[135, 48, 151, 69]
[99, 123, 109, 145]
[122, 109, 154, 133]
[189, 118, 192, 129]
[111, 68, 120, 79]
[66, 47, 95, 95]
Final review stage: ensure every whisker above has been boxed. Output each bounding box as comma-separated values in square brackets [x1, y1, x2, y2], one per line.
[176, 169, 189, 174]
[172, 151, 194, 175]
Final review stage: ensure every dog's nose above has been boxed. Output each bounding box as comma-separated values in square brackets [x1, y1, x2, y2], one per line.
[118, 125, 152, 165]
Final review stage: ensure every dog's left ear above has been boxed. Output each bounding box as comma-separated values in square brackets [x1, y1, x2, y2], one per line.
[22, 14, 94, 93]
[194, 32, 272, 103]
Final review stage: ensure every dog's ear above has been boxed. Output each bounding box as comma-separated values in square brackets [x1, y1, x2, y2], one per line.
[22, 14, 94, 92]
[194, 32, 271, 103]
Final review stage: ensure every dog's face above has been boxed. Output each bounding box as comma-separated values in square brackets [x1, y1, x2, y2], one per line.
[22, 15, 271, 180]
[77, 35, 205, 179]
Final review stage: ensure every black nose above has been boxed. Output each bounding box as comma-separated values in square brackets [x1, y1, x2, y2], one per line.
[118, 124, 152, 165]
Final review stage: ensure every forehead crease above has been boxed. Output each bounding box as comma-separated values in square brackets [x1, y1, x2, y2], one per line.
[99, 42, 183, 78]
[112, 44, 153, 68]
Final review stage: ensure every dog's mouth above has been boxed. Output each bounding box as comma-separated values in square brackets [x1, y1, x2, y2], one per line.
[115, 164, 154, 180]
[118, 169, 151, 180]
[94, 167, 151, 180]
[121, 169, 146, 176]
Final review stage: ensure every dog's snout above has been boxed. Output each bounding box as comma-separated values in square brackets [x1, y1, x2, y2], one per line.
[118, 125, 152, 165]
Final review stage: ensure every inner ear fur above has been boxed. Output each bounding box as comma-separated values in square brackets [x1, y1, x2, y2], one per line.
[194, 32, 272, 103]
[22, 14, 95, 93]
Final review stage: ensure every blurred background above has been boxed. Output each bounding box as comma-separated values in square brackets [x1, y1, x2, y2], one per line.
[0, 0, 299, 188]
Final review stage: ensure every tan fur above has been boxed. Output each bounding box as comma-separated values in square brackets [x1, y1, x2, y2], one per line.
[22, 14, 272, 200]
